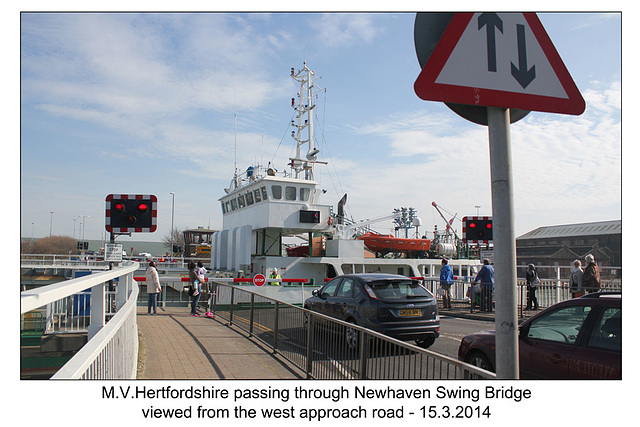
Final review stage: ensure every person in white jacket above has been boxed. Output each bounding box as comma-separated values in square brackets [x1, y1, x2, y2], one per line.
[146, 260, 162, 315]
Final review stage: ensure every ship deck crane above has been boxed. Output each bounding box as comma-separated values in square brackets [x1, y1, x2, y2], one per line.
[334, 211, 401, 240]
[431, 201, 461, 240]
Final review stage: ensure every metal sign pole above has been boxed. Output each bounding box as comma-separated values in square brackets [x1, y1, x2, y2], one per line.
[487, 106, 519, 379]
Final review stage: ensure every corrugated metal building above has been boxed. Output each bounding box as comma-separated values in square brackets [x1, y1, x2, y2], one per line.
[516, 220, 621, 275]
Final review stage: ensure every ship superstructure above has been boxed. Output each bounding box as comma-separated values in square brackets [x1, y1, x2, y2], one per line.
[211, 63, 481, 290]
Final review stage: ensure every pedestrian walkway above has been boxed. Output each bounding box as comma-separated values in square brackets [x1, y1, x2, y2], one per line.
[136, 306, 304, 380]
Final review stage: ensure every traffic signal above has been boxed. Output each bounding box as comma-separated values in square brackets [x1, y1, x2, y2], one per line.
[106, 194, 157, 233]
[462, 216, 493, 243]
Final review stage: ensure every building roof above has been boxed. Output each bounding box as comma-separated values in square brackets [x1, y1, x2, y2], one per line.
[517, 220, 621, 240]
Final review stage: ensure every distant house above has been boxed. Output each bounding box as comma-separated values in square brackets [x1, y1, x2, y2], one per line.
[516, 220, 621, 278]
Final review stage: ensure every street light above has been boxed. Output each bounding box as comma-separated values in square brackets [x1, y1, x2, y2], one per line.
[170, 192, 175, 256]
[79, 215, 90, 242]
[49, 211, 54, 237]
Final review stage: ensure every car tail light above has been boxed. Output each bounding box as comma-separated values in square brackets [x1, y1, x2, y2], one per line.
[363, 284, 378, 299]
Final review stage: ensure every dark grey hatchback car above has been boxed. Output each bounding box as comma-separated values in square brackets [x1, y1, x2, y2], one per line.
[304, 273, 440, 348]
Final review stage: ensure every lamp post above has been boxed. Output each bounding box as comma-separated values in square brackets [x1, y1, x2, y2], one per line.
[49, 211, 54, 237]
[170, 192, 175, 256]
[79, 215, 90, 243]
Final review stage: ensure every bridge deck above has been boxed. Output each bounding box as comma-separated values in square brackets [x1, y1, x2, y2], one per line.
[136, 306, 304, 380]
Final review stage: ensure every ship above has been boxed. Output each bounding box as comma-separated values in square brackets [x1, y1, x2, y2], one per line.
[210, 63, 481, 301]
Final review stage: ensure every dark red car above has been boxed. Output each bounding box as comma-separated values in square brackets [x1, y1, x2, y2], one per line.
[458, 292, 621, 379]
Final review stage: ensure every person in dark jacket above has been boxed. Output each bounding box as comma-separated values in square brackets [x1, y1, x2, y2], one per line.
[188, 261, 201, 316]
[473, 259, 494, 312]
[525, 264, 539, 310]
[583, 254, 601, 293]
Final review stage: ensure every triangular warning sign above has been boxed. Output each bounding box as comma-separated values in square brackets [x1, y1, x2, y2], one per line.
[414, 13, 585, 115]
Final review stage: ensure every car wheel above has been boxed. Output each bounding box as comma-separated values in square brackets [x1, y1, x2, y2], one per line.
[464, 351, 494, 372]
[415, 334, 436, 349]
[345, 321, 359, 351]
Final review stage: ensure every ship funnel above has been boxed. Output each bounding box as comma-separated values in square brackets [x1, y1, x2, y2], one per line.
[337, 194, 347, 224]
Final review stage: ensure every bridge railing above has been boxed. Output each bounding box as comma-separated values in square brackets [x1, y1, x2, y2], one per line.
[209, 282, 494, 380]
[20, 261, 140, 379]
[422, 277, 622, 316]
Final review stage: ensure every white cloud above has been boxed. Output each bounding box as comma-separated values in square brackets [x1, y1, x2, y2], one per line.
[332, 81, 621, 236]
[311, 14, 379, 47]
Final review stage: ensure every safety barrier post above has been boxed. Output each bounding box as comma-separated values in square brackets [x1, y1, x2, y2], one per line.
[273, 301, 280, 353]
[88, 281, 105, 340]
[358, 332, 368, 379]
[249, 294, 255, 337]
[305, 313, 314, 378]
[229, 287, 235, 325]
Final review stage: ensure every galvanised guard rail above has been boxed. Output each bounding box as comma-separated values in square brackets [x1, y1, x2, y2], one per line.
[209, 282, 494, 380]
[20, 261, 140, 379]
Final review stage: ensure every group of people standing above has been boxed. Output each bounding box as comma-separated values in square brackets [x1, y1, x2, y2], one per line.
[439, 253, 602, 312]
[144, 260, 210, 317]
[440, 258, 495, 312]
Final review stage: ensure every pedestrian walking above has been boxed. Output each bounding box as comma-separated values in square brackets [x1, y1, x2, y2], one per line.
[145, 260, 161, 315]
[569, 259, 584, 298]
[583, 254, 601, 293]
[525, 264, 540, 310]
[439, 258, 454, 308]
[473, 259, 494, 312]
[188, 261, 202, 316]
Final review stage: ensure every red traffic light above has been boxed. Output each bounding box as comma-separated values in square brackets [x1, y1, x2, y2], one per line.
[106, 194, 157, 233]
[462, 216, 493, 242]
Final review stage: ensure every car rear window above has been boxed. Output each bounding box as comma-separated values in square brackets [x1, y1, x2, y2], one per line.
[367, 280, 432, 300]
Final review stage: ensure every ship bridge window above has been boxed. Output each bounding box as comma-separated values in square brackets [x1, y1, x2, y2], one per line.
[221, 202, 226, 214]
[230, 198, 238, 211]
[300, 187, 310, 201]
[238, 195, 246, 208]
[246, 191, 254, 205]
[253, 188, 262, 203]
[272, 185, 282, 200]
[225, 201, 231, 213]
[261, 186, 268, 200]
[285, 186, 296, 201]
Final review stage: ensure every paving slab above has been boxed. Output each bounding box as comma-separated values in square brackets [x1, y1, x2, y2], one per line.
[136, 306, 304, 380]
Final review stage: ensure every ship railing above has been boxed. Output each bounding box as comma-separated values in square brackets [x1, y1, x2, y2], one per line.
[20, 262, 139, 379]
[208, 282, 494, 380]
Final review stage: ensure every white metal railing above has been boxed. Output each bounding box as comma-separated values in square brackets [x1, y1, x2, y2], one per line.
[21, 261, 140, 379]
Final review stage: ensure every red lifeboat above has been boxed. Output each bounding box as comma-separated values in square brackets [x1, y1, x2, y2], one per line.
[357, 232, 431, 254]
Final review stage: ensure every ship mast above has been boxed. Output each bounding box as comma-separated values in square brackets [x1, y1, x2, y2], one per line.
[290, 62, 322, 180]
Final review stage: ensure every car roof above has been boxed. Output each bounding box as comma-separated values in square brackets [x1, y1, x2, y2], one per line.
[337, 273, 414, 282]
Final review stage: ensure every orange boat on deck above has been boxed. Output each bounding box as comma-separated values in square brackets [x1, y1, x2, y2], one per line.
[357, 232, 431, 254]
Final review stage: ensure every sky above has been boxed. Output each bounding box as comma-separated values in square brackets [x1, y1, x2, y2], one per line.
[18, 10, 623, 245]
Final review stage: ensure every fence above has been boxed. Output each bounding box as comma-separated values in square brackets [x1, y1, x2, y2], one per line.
[20, 262, 140, 379]
[209, 282, 494, 380]
[423, 277, 622, 317]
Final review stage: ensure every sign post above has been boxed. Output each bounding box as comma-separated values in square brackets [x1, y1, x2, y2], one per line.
[487, 106, 518, 378]
[414, 13, 585, 379]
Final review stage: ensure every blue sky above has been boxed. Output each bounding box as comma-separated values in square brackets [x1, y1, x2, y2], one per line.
[19, 11, 622, 245]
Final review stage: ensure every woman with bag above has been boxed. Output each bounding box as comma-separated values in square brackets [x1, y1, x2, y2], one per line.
[146, 260, 161, 315]
[525, 264, 540, 310]
[188, 261, 201, 316]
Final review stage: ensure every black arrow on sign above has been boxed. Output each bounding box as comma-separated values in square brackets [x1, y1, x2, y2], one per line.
[511, 24, 536, 88]
[478, 13, 503, 72]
